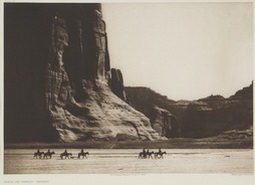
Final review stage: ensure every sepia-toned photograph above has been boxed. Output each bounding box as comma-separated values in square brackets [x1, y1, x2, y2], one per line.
[2, 0, 253, 180]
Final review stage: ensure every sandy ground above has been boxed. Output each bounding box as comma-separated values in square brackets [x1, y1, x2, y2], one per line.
[4, 149, 253, 174]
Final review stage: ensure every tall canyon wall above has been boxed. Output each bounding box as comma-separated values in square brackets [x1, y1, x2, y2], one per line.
[4, 3, 160, 142]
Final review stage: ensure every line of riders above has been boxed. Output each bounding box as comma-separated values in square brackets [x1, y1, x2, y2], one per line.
[33, 149, 89, 159]
[138, 148, 167, 159]
[33, 148, 167, 159]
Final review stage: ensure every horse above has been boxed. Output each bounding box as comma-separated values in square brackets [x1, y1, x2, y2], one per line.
[154, 151, 166, 159]
[78, 152, 89, 159]
[60, 152, 72, 159]
[138, 151, 147, 159]
[146, 151, 154, 159]
[33, 151, 44, 159]
[43, 151, 55, 159]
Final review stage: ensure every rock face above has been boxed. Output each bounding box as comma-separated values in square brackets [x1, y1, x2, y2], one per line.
[125, 87, 180, 138]
[151, 106, 178, 138]
[4, 3, 160, 142]
[125, 83, 253, 138]
[110, 68, 126, 101]
[182, 83, 253, 138]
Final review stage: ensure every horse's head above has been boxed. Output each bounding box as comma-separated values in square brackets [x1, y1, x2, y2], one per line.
[52, 151, 55, 154]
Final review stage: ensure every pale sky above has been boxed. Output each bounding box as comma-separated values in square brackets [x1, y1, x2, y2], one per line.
[102, 3, 253, 100]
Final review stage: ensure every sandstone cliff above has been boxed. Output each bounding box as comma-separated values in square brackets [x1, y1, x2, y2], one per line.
[110, 68, 126, 101]
[151, 106, 178, 138]
[125, 83, 253, 138]
[182, 83, 253, 138]
[125, 87, 181, 138]
[5, 3, 160, 142]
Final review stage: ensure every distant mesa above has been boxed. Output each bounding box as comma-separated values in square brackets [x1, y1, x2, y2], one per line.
[125, 82, 253, 139]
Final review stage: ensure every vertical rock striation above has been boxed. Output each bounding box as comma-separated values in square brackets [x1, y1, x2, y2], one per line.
[5, 3, 161, 142]
[110, 68, 126, 101]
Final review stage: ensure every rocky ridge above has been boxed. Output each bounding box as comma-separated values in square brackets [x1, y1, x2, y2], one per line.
[125, 83, 253, 138]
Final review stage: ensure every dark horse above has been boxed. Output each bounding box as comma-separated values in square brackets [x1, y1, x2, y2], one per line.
[138, 151, 147, 159]
[60, 152, 72, 159]
[146, 151, 154, 159]
[33, 151, 44, 159]
[139, 150, 154, 159]
[154, 151, 166, 159]
[78, 152, 89, 159]
[43, 151, 55, 159]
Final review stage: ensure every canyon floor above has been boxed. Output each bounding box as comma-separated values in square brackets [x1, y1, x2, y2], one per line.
[4, 148, 253, 174]
[5, 136, 253, 149]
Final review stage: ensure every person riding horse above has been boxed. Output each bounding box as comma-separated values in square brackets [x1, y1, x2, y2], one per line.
[60, 149, 72, 159]
[33, 149, 44, 159]
[139, 148, 148, 159]
[154, 149, 166, 159]
[78, 149, 89, 159]
[146, 149, 154, 159]
[43, 149, 55, 159]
